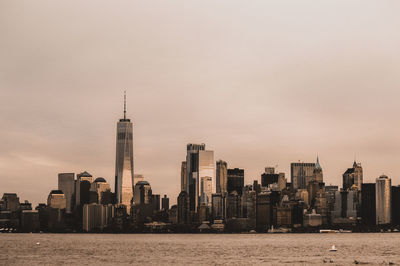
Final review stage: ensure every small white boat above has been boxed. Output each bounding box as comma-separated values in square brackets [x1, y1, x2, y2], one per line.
[329, 245, 337, 252]
[36, 242, 40, 245]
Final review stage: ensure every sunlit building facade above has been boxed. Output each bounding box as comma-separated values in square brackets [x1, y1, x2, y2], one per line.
[186, 143, 214, 212]
[291, 162, 315, 189]
[216, 160, 228, 194]
[376, 175, 391, 225]
[115, 93, 134, 214]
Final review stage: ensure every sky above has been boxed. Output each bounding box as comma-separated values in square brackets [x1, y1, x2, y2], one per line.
[1, 1, 400, 206]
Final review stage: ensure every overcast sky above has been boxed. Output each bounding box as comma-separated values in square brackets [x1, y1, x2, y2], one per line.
[1, 1, 400, 206]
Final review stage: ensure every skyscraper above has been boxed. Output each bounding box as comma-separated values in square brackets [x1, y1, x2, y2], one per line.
[216, 160, 228, 194]
[185, 143, 214, 212]
[181, 161, 187, 192]
[227, 168, 244, 196]
[115, 92, 134, 214]
[313, 157, 323, 183]
[376, 175, 391, 225]
[343, 161, 363, 190]
[58, 173, 75, 213]
[291, 162, 315, 189]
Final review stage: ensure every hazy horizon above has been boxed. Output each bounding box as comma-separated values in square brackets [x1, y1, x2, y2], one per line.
[1, 1, 400, 206]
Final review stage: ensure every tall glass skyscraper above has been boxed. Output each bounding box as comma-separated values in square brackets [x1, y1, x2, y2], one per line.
[186, 143, 214, 212]
[115, 92, 134, 214]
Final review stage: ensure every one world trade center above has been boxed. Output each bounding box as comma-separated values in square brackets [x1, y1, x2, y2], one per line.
[115, 92, 134, 214]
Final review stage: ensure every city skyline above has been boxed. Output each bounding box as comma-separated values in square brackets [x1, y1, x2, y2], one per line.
[1, 1, 400, 206]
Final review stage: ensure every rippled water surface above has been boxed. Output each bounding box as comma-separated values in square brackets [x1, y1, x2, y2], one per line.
[1, 233, 399, 265]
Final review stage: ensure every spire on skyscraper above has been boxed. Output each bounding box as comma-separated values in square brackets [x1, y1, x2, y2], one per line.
[315, 156, 321, 170]
[124, 90, 126, 120]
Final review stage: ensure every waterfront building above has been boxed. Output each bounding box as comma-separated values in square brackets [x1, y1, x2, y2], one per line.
[303, 209, 322, 227]
[227, 168, 244, 196]
[82, 203, 115, 232]
[133, 174, 144, 186]
[226, 191, 241, 219]
[47, 190, 67, 210]
[162, 195, 169, 210]
[58, 173, 75, 213]
[75, 171, 93, 207]
[331, 190, 358, 225]
[115, 92, 134, 214]
[361, 183, 376, 226]
[376, 175, 391, 225]
[152, 194, 160, 211]
[211, 193, 225, 220]
[391, 186, 400, 226]
[343, 161, 363, 190]
[177, 191, 190, 224]
[185, 143, 214, 212]
[216, 160, 228, 194]
[20, 210, 40, 232]
[200, 176, 213, 207]
[90, 177, 111, 204]
[0, 193, 20, 212]
[291, 162, 315, 189]
[133, 181, 152, 205]
[256, 192, 270, 232]
[181, 161, 187, 192]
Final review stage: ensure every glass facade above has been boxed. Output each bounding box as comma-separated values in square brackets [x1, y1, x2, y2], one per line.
[115, 118, 134, 214]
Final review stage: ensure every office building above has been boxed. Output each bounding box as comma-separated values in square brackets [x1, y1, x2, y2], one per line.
[291, 162, 315, 189]
[181, 161, 187, 192]
[227, 168, 244, 196]
[361, 183, 376, 226]
[75, 171, 93, 207]
[376, 175, 391, 225]
[152, 194, 160, 211]
[82, 203, 115, 232]
[0, 193, 20, 212]
[58, 173, 75, 213]
[185, 143, 214, 212]
[133, 181, 152, 205]
[216, 160, 228, 194]
[90, 177, 111, 204]
[162, 195, 169, 210]
[343, 161, 363, 190]
[47, 190, 67, 209]
[115, 92, 134, 214]
[200, 176, 213, 207]
[391, 186, 400, 226]
[211, 193, 225, 220]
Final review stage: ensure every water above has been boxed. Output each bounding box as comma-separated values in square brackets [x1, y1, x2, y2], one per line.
[0, 233, 399, 265]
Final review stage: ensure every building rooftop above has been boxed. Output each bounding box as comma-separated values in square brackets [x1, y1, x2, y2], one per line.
[94, 177, 107, 183]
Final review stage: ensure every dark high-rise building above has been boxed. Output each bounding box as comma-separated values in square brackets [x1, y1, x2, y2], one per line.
[256, 192, 270, 232]
[227, 168, 244, 196]
[291, 162, 315, 189]
[361, 183, 376, 226]
[185, 144, 214, 212]
[343, 161, 363, 191]
[376, 175, 391, 225]
[58, 173, 75, 213]
[181, 161, 187, 192]
[216, 160, 228, 194]
[115, 92, 134, 214]
[261, 173, 279, 187]
[152, 194, 160, 212]
[211, 193, 225, 220]
[1, 193, 20, 212]
[177, 191, 190, 224]
[162, 195, 169, 210]
[391, 186, 400, 226]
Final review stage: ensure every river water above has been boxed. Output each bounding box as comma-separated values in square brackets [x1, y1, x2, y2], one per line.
[0, 233, 399, 265]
